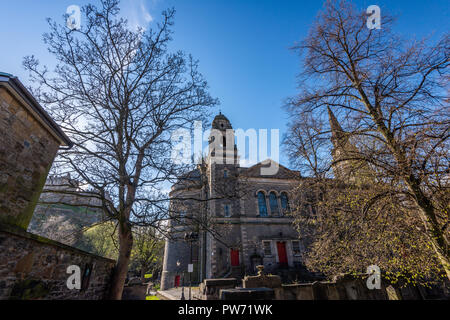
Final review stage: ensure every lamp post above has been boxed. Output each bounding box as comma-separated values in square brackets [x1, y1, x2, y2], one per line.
[184, 232, 199, 300]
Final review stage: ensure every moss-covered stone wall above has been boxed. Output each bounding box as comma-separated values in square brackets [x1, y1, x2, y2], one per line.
[0, 224, 115, 300]
[0, 87, 60, 229]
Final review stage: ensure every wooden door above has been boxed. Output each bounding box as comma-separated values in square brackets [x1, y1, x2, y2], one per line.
[277, 242, 288, 267]
[174, 275, 180, 287]
[230, 249, 240, 266]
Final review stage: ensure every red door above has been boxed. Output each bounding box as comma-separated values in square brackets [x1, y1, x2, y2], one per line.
[230, 249, 240, 266]
[277, 242, 288, 267]
[174, 275, 180, 287]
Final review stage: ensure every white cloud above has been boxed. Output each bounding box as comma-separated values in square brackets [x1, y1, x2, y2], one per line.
[122, 0, 154, 30]
[140, 2, 153, 23]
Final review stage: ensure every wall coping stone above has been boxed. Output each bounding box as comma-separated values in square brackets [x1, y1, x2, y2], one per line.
[203, 278, 237, 286]
[220, 287, 275, 300]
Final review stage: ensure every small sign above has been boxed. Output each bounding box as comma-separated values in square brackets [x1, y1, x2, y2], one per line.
[188, 264, 193, 273]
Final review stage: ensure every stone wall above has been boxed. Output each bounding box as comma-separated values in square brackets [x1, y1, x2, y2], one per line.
[195, 268, 450, 300]
[0, 87, 60, 229]
[246, 272, 449, 300]
[122, 284, 149, 300]
[0, 75, 114, 300]
[199, 278, 238, 300]
[220, 288, 275, 300]
[281, 278, 433, 300]
[0, 224, 115, 300]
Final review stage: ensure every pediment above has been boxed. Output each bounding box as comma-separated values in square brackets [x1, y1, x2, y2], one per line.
[241, 159, 300, 179]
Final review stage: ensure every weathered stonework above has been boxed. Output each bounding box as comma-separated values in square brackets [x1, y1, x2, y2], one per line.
[161, 113, 306, 291]
[198, 269, 449, 300]
[0, 224, 115, 300]
[199, 278, 238, 300]
[0, 74, 71, 230]
[0, 74, 114, 300]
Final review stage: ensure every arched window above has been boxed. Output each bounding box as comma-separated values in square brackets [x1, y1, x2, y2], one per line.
[280, 193, 290, 214]
[269, 192, 279, 215]
[224, 204, 231, 217]
[257, 192, 268, 217]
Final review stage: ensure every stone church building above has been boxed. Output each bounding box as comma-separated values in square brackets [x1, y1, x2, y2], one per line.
[161, 109, 362, 290]
[161, 113, 310, 290]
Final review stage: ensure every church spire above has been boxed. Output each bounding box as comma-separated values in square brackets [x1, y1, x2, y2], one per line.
[327, 106, 373, 182]
[327, 106, 346, 148]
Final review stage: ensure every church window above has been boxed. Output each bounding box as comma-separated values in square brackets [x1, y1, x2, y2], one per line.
[224, 169, 228, 178]
[292, 241, 301, 256]
[257, 192, 268, 216]
[269, 192, 279, 215]
[224, 204, 231, 217]
[263, 241, 272, 255]
[280, 192, 290, 214]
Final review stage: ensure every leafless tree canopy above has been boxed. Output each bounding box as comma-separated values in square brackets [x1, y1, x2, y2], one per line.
[284, 0, 449, 283]
[24, 0, 217, 298]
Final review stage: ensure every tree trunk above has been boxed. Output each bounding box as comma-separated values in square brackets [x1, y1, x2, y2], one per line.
[108, 222, 133, 300]
[414, 192, 450, 280]
[361, 99, 450, 280]
[404, 176, 450, 280]
[140, 267, 146, 283]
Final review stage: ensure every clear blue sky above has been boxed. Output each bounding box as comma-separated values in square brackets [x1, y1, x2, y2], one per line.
[0, 0, 448, 167]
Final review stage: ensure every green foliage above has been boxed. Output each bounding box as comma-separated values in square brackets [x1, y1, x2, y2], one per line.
[128, 226, 165, 278]
[77, 222, 164, 278]
[291, 179, 445, 286]
[76, 221, 119, 260]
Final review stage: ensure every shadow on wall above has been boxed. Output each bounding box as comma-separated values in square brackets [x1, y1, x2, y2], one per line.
[0, 73, 115, 300]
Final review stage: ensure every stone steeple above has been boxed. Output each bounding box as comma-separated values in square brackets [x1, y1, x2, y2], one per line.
[327, 107, 368, 180]
[211, 112, 233, 131]
[328, 106, 348, 150]
[208, 112, 239, 166]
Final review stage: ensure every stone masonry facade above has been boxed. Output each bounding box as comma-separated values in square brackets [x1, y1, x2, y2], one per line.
[0, 224, 115, 300]
[0, 86, 62, 229]
[0, 73, 114, 300]
[161, 114, 310, 290]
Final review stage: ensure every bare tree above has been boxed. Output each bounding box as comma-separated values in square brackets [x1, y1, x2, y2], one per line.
[24, 0, 217, 299]
[285, 0, 449, 281]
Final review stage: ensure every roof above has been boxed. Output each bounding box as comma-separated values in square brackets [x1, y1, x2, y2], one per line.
[241, 159, 301, 179]
[0, 73, 73, 148]
[212, 112, 233, 130]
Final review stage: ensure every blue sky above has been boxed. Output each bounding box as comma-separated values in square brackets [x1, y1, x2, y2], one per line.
[0, 0, 448, 167]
